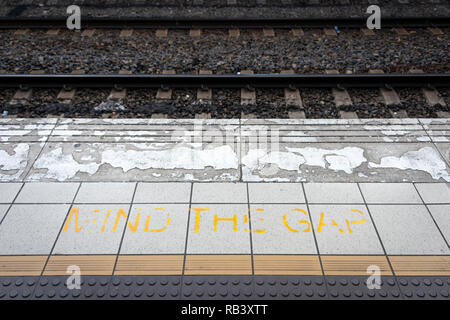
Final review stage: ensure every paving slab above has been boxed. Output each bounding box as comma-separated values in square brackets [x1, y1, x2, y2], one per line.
[0, 143, 45, 182]
[120, 204, 190, 254]
[308, 205, 384, 254]
[304, 183, 364, 204]
[250, 205, 317, 254]
[427, 205, 450, 244]
[74, 182, 136, 203]
[0, 183, 22, 203]
[415, 183, 450, 204]
[53, 205, 129, 255]
[15, 182, 79, 203]
[192, 183, 247, 203]
[0, 205, 9, 223]
[186, 204, 251, 254]
[248, 183, 304, 203]
[26, 142, 239, 182]
[242, 142, 450, 182]
[359, 183, 422, 204]
[369, 205, 450, 255]
[0, 204, 69, 255]
[134, 183, 191, 203]
[1, 118, 448, 183]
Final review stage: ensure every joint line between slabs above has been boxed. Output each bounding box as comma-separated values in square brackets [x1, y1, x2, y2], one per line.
[35, 182, 82, 297]
[112, 182, 139, 275]
[356, 182, 405, 299]
[412, 182, 450, 251]
[246, 183, 255, 276]
[180, 182, 194, 296]
[419, 120, 450, 169]
[0, 182, 25, 226]
[300, 182, 329, 295]
[22, 118, 58, 182]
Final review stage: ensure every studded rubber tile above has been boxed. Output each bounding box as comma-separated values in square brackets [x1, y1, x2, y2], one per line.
[253, 276, 328, 299]
[182, 276, 255, 300]
[325, 276, 402, 299]
[1, 275, 450, 300]
[397, 277, 450, 300]
[0, 277, 39, 300]
[33, 276, 112, 300]
[108, 276, 182, 300]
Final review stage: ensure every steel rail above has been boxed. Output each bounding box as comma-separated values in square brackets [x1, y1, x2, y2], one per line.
[0, 17, 449, 29]
[0, 74, 449, 90]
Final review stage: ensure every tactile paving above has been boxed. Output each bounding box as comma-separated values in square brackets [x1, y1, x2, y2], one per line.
[33, 276, 112, 300]
[108, 276, 182, 300]
[397, 277, 450, 300]
[0, 275, 449, 300]
[0, 277, 39, 300]
[325, 276, 401, 299]
[182, 276, 255, 300]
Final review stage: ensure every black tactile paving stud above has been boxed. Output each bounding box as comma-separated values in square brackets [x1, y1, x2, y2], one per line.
[33, 276, 112, 300]
[397, 277, 450, 300]
[254, 276, 328, 300]
[107, 276, 182, 300]
[325, 276, 402, 300]
[181, 276, 256, 300]
[0, 277, 39, 300]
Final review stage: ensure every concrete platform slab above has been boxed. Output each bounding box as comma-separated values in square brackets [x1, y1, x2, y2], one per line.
[120, 204, 189, 254]
[192, 183, 247, 203]
[308, 205, 384, 254]
[304, 183, 363, 204]
[134, 182, 191, 203]
[248, 183, 304, 203]
[0, 183, 22, 203]
[0, 143, 45, 182]
[415, 183, 450, 204]
[369, 205, 450, 255]
[0, 205, 9, 223]
[53, 205, 128, 255]
[15, 182, 79, 204]
[186, 204, 251, 254]
[427, 205, 450, 244]
[74, 182, 136, 203]
[26, 142, 240, 182]
[0, 204, 69, 255]
[250, 205, 317, 254]
[359, 183, 422, 204]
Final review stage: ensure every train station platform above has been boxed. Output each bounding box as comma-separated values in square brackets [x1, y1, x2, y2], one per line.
[0, 118, 449, 300]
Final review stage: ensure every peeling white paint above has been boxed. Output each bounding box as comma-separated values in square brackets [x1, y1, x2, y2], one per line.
[32, 148, 100, 181]
[0, 143, 29, 171]
[368, 147, 450, 181]
[101, 145, 238, 172]
[0, 143, 30, 180]
[242, 146, 367, 177]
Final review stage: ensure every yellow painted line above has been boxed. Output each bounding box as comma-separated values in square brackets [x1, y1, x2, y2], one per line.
[254, 255, 322, 275]
[0, 256, 47, 276]
[321, 255, 393, 276]
[389, 256, 450, 276]
[115, 255, 184, 275]
[184, 255, 252, 275]
[43, 255, 116, 276]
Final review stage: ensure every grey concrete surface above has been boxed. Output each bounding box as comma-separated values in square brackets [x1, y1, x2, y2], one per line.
[0, 118, 449, 183]
[0, 204, 69, 254]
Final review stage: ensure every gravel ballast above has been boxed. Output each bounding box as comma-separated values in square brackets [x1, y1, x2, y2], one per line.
[1, 28, 449, 75]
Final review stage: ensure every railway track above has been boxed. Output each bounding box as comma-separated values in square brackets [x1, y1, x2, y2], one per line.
[1, 72, 449, 119]
[1, 16, 449, 29]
